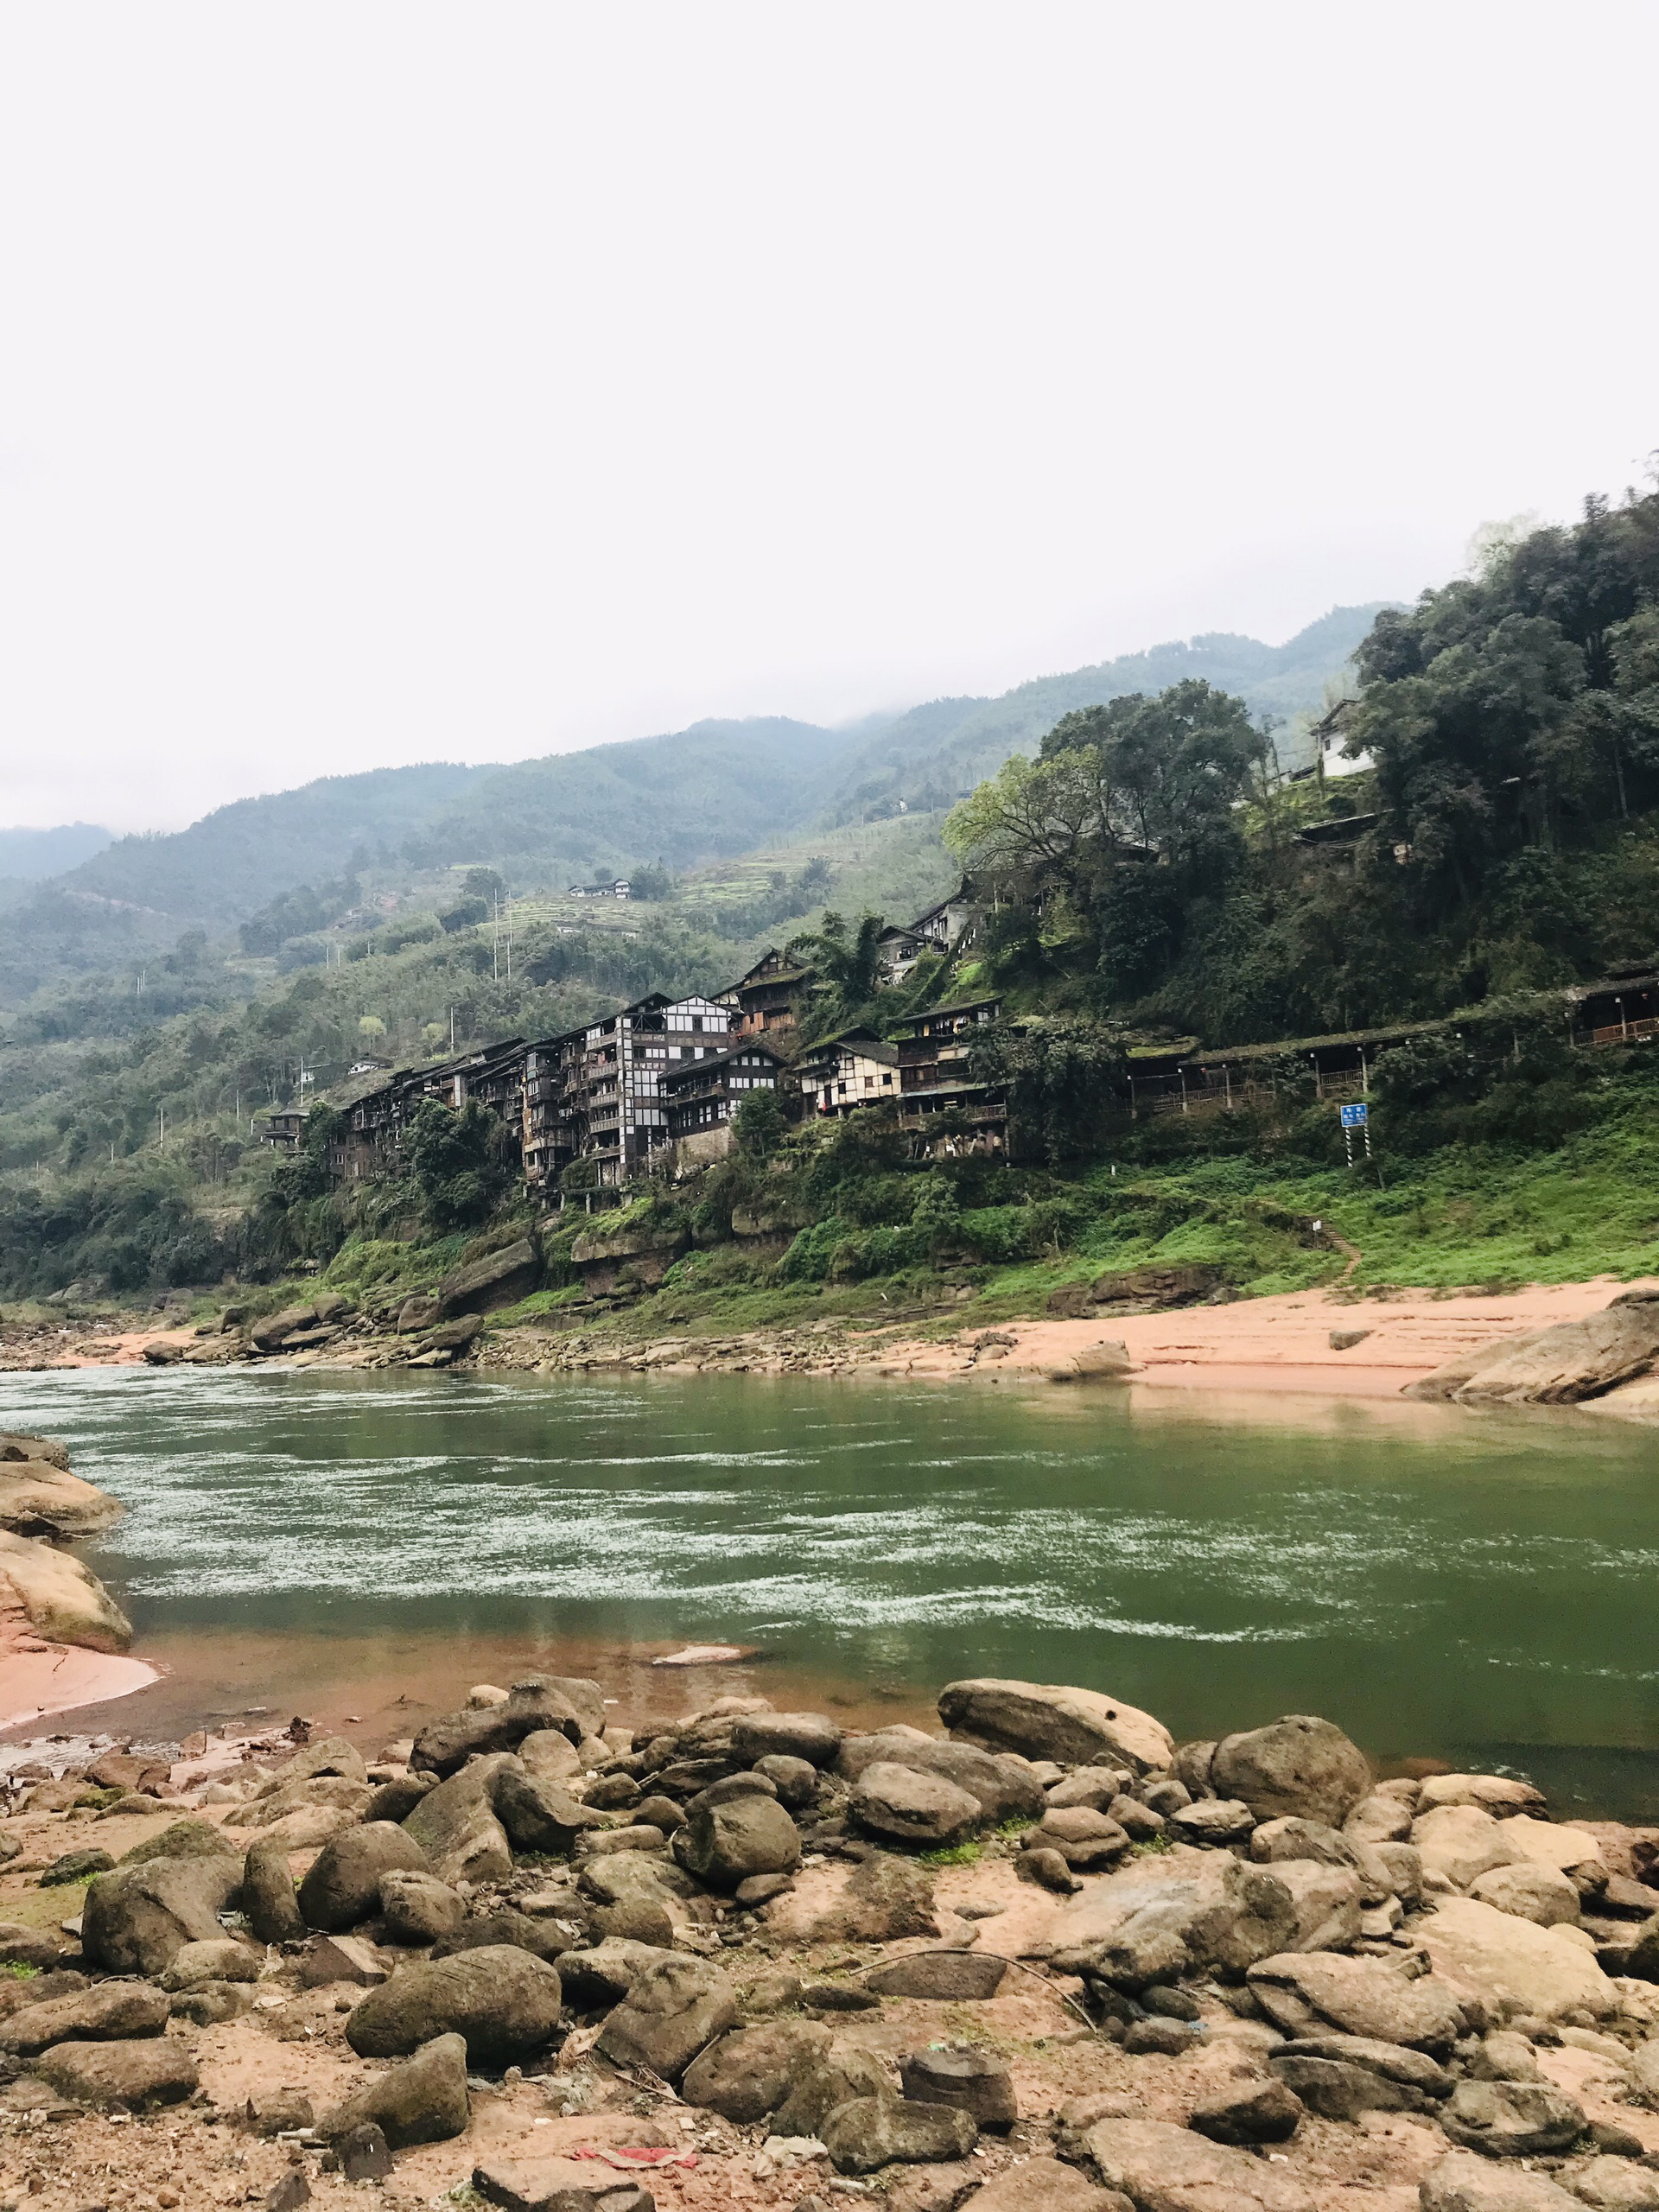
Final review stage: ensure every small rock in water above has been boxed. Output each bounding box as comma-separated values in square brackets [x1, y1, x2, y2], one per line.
[652, 1643, 753, 1668]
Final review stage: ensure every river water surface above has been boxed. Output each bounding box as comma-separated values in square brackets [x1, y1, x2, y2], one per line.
[2, 1365, 1656, 1817]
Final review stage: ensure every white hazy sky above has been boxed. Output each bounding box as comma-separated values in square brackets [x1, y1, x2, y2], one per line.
[2, 4, 1656, 834]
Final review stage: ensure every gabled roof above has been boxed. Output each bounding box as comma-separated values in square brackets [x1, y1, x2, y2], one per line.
[656, 1040, 787, 1091]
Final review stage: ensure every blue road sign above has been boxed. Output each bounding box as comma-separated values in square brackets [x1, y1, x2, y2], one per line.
[1340, 1103, 1369, 1128]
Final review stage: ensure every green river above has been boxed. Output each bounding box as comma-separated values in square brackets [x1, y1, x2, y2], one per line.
[1, 1366, 1656, 1818]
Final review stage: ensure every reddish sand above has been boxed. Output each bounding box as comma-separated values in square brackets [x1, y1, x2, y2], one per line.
[0, 1633, 159, 1729]
[878, 1274, 1654, 1396]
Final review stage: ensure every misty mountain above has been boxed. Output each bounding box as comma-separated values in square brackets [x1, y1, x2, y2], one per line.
[828, 605, 1388, 820]
[0, 823, 112, 879]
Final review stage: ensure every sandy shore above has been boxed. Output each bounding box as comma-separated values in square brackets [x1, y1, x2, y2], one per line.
[872, 1275, 1656, 1395]
[0, 1630, 159, 1730]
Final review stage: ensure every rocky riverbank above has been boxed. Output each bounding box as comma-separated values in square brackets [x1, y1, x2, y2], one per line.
[3, 1675, 1659, 2212]
[10, 1276, 1659, 1416]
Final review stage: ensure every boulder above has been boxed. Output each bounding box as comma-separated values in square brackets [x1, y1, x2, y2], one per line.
[937, 1680, 1172, 1774]
[243, 1835, 308, 1943]
[1344, 1793, 1415, 1846]
[963, 2159, 1127, 2212]
[167, 1981, 255, 2026]
[299, 1822, 429, 1932]
[411, 1678, 585, 1777]
[494, 1770, 612, 1859]
[808, 1853, 939, 1943]
[822, 2094, 978, 2176]
[868, 1954, 1007, 2000]
[1420, 2150, 1583, 2211]
[1493, 1815, 1609, 1891]
[1048, 1859, 1299, 1990]
[851, 1764, 982, 1850]
[674, 1796, 801, 1891]
[159, 1938, 260, 1989]
[1470, 1862, 1582, 1928]
[681, 2018, 832, 2122]
[433, 1910, 575, 1965]
[0, 1980, 170, 2053]
[1428, 1302, 1659, 1406]
[752, 1755, 817, 1810]
[402, 1753, 518, 1885]
[1210, 1716, 1371, 1827]
[0, 1431, 71, 1469]
[1440, 2078, 1587, 2157]
[1269, 2055, 1431, 2121]
[1270, 2032, 1454, 2099]
[0, 1460, 124, 1541]
[732, 1713, 843, 1767]
[364, 1773, 437, 1824]
[1567, 2159, 1659, 2210]
[1246, 1953, 1465, 2049]
[595, 1954, 739, 2081]
[41, 1847, 115, 1887]
[81, 1854, 241, 1975]
[0, 1529, 132, 1649]
[1418, 1775, 1547, 1817]
[1168, 1799, 1255, 1846]
[772, 2038, 893, 2137]
[245, 1777, 376, 1828]
[35, 2037, 199, 2109]
[1084, 2116, 1314, 2211]
[380, 1870, 467, 1944]
[297, 1934, 388, 1988]
[346, 1947, 563, 2064]
[255, 1736, 369, 1790]
[557, 1938, 680, 2011]
[118, 1818, 238, 1868]
[1414, 1804, 1523, 1889]
[901, 2044, 1016, 2127]
[319, 2031, 470, 2149]
[1414, 1895, 1618, 2020]
[1030, 1808, 1132, 1870]
[518, 1729, 583, 1785]
[1251, 1816, 1361, 1870]
[434, 1238, 539, 1319]
[1273, 1860, 1364, 1953]
[1187, 2075, 1304, 2145]
[836, 1733, 1046, 1827]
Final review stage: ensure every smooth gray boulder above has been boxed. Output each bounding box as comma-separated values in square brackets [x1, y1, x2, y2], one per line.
[1085, 2116, 1315, 2211]
[1049, 1859, 1298, 1990]
[80, 1855, 241, 1976]
[595, 1954, 738, 2081]
[493, 1769, 610, 1859]
[159, 1938, 260, 1990]
[673, 1795, 801, 1891]
[319, 2031, 470, 2149]
[807, 1853, 939, 1943]
[345, 1947, 563, 2065]
[300, 1822, 429, 1932]
[1211, 1715, 1372, 1828]
[850, 1764, 980, 1850]
[1188, 2074, 1304, 2144]
[402, 1753, 518, 1886]
[867, 1953, 1007, 2000]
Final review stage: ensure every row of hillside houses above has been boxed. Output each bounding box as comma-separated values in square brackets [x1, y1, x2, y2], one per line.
[261, 886, 1001, 1195]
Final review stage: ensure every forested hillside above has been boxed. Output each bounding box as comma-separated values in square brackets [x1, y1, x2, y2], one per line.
[0, 613, 1376, 1009]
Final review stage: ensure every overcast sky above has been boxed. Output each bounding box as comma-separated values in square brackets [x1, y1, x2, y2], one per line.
[2, 4, 1656, 833]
